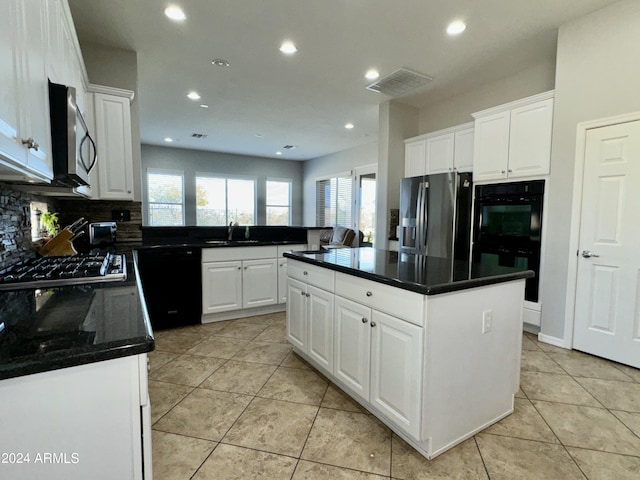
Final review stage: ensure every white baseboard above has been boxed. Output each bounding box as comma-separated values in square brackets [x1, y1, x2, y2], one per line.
[537, 332, 571, 350]
[201, 303, 285, 323]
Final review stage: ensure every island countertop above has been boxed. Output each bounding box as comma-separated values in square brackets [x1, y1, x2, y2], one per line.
[284, 247, 534, 295]
[0, 253, 154, 381]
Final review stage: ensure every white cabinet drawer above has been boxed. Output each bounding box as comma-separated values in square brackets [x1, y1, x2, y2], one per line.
[202, 246, 278, 262]
[277, 244, 306, 257]
[287, 260, 335, 291]
[335, 272, 424, 327]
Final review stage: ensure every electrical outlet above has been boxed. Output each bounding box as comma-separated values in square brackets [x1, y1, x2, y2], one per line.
[482, 310, 493, 334]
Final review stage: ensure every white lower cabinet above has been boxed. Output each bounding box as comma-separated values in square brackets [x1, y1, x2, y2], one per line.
[242, 258, 278, 308]
[277, 259, 288, 303]
[334, 296, 423, 438]
[369, 310, 423, 439]
[286, 278, 334, 373]
[334, 296, 371, 400]
[202, 261, 243, 314]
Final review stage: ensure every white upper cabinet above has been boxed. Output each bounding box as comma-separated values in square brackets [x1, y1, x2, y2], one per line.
[404, 123, 474, 178]
[404, 140, 426, 177]
[93, 88, 135, 200]
[0, 0, 53, 182]
[425, 133, 454, 174]
[472, 91, 554, 182]
[453, 127, 474, 173]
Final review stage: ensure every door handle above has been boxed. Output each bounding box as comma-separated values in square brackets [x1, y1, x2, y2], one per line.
[581, 250, 600, 258]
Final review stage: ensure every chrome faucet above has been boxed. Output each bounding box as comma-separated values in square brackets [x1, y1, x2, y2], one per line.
[228, 221, 238, 240]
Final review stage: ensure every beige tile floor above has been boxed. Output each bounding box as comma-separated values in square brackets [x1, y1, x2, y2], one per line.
[149, 312, 640, 479]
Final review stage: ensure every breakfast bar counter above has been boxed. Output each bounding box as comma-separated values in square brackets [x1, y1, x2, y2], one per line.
[284, 247, 533, 459]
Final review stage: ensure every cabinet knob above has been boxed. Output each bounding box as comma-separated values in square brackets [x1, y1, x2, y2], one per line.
[370, 322, 377, 327]
[21, 137, 39, 151]
[244, 266, 247, 270]
[127, 190, 132, 194]
[300, 291, 305, 296]
[306, 293, 310, 298]
[237, 267, 241, 270]
[361, 317, 368, 324]
[303, 271, 308, 275]
[366, 291, 372, 297]
[501, 170, 506, 174]
[508, 169, 512, 173]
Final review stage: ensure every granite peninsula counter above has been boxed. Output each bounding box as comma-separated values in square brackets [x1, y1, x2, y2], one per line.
[284, 247, 533, 460]
[0, 253, 154, 480]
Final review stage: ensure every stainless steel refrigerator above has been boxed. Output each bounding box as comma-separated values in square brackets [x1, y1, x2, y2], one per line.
[399, 172, 473, 261]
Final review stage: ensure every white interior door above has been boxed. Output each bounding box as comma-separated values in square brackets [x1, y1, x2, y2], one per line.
[573, 119, 640, 367]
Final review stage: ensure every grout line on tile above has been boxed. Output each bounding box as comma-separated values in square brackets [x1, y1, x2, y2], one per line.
[472, 435, 491, 480]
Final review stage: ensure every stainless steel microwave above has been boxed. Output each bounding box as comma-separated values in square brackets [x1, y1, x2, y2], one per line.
[89, 222, 117, 245]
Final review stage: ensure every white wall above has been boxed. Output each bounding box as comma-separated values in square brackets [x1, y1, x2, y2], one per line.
[417, 59, 556, 135]
[540, 0, 640, 341]
[302, 142, 378, 226]
[142, 144, 304, 226]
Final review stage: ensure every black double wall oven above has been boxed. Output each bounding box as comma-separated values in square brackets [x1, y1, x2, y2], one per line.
[472, 180, 544, 303]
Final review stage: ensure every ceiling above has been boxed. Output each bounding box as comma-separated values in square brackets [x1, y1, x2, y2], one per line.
[68, 0, 619, 161]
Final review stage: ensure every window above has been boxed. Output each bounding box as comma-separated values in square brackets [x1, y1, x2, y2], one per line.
[316, 174, 353, 227]
[147, 170, 185, 226]
[196, 175, 255, 225]
[266, 179, 291, 225]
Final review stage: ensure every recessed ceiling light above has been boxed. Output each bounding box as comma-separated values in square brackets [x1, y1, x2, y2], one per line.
[255, 134, 264, 138]
[200, 104, 209, 108]
[345, 123, 354, 129]
[365, 69, 379, 81]
[446, 20, 466, 35]
[211, 58, 230, 67]
[276, 151, 283, 155]
[164, 5, 186, 21]
[279, 41, 297, 55]
[164, 137, 174, 143]
[187, 91, 201, 100]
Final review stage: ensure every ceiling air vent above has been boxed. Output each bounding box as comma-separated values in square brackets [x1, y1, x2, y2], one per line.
[191, 133, 208, 139]
[282, 145, 297, 150]
[366, 68, 433, 98]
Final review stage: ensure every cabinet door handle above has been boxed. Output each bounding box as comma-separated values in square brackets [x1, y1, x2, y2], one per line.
[303, 271, 308, 275]
[305, 293, 310, 298]
[300, 291, 306, 296]
[361, 317, 368, 324]
[21, 137, 39, 151]
[366, 291, 372, 297]
[370, 322, 377, 327]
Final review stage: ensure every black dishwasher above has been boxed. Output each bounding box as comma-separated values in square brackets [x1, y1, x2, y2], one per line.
[136, 247, 202, 330]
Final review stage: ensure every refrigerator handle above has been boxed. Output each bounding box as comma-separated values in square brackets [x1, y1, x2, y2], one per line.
[417, 181, 428, 254]
[421, 181, 429, 254]
[416, 182, 424, 251]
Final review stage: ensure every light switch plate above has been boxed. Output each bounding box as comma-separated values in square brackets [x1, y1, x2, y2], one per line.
[482, 310, 493, 334]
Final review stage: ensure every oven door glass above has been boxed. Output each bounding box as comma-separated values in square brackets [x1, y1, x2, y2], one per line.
[481, 204, 532, 237]
[473, 247, 540, 302]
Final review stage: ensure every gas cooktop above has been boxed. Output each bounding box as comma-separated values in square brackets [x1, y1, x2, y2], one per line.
[0, 253, 126, 290]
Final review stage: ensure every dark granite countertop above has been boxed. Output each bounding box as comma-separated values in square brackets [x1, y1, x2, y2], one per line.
[284, 247, 534, 295]
[137, 239, 307, 251]
[0, 252, 154, 381]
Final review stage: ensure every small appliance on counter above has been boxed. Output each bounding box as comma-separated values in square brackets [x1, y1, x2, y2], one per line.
[89, 222, 117, 246]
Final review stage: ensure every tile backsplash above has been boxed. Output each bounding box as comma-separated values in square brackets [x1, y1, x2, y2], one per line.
[0, 183, 57, 269]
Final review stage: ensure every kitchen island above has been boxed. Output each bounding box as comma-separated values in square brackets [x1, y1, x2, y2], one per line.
[0, 254, 154, 480]
[284, 247, 533, 459]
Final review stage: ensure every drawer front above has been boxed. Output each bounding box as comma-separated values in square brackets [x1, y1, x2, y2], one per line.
[277, 244, 307, 257]
[334, 272, 424, 326]
[287, 260, 335, 291]
[202, 246, 278, 262]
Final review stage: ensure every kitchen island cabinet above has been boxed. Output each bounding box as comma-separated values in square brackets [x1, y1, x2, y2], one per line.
[285, 248, 533, 459]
